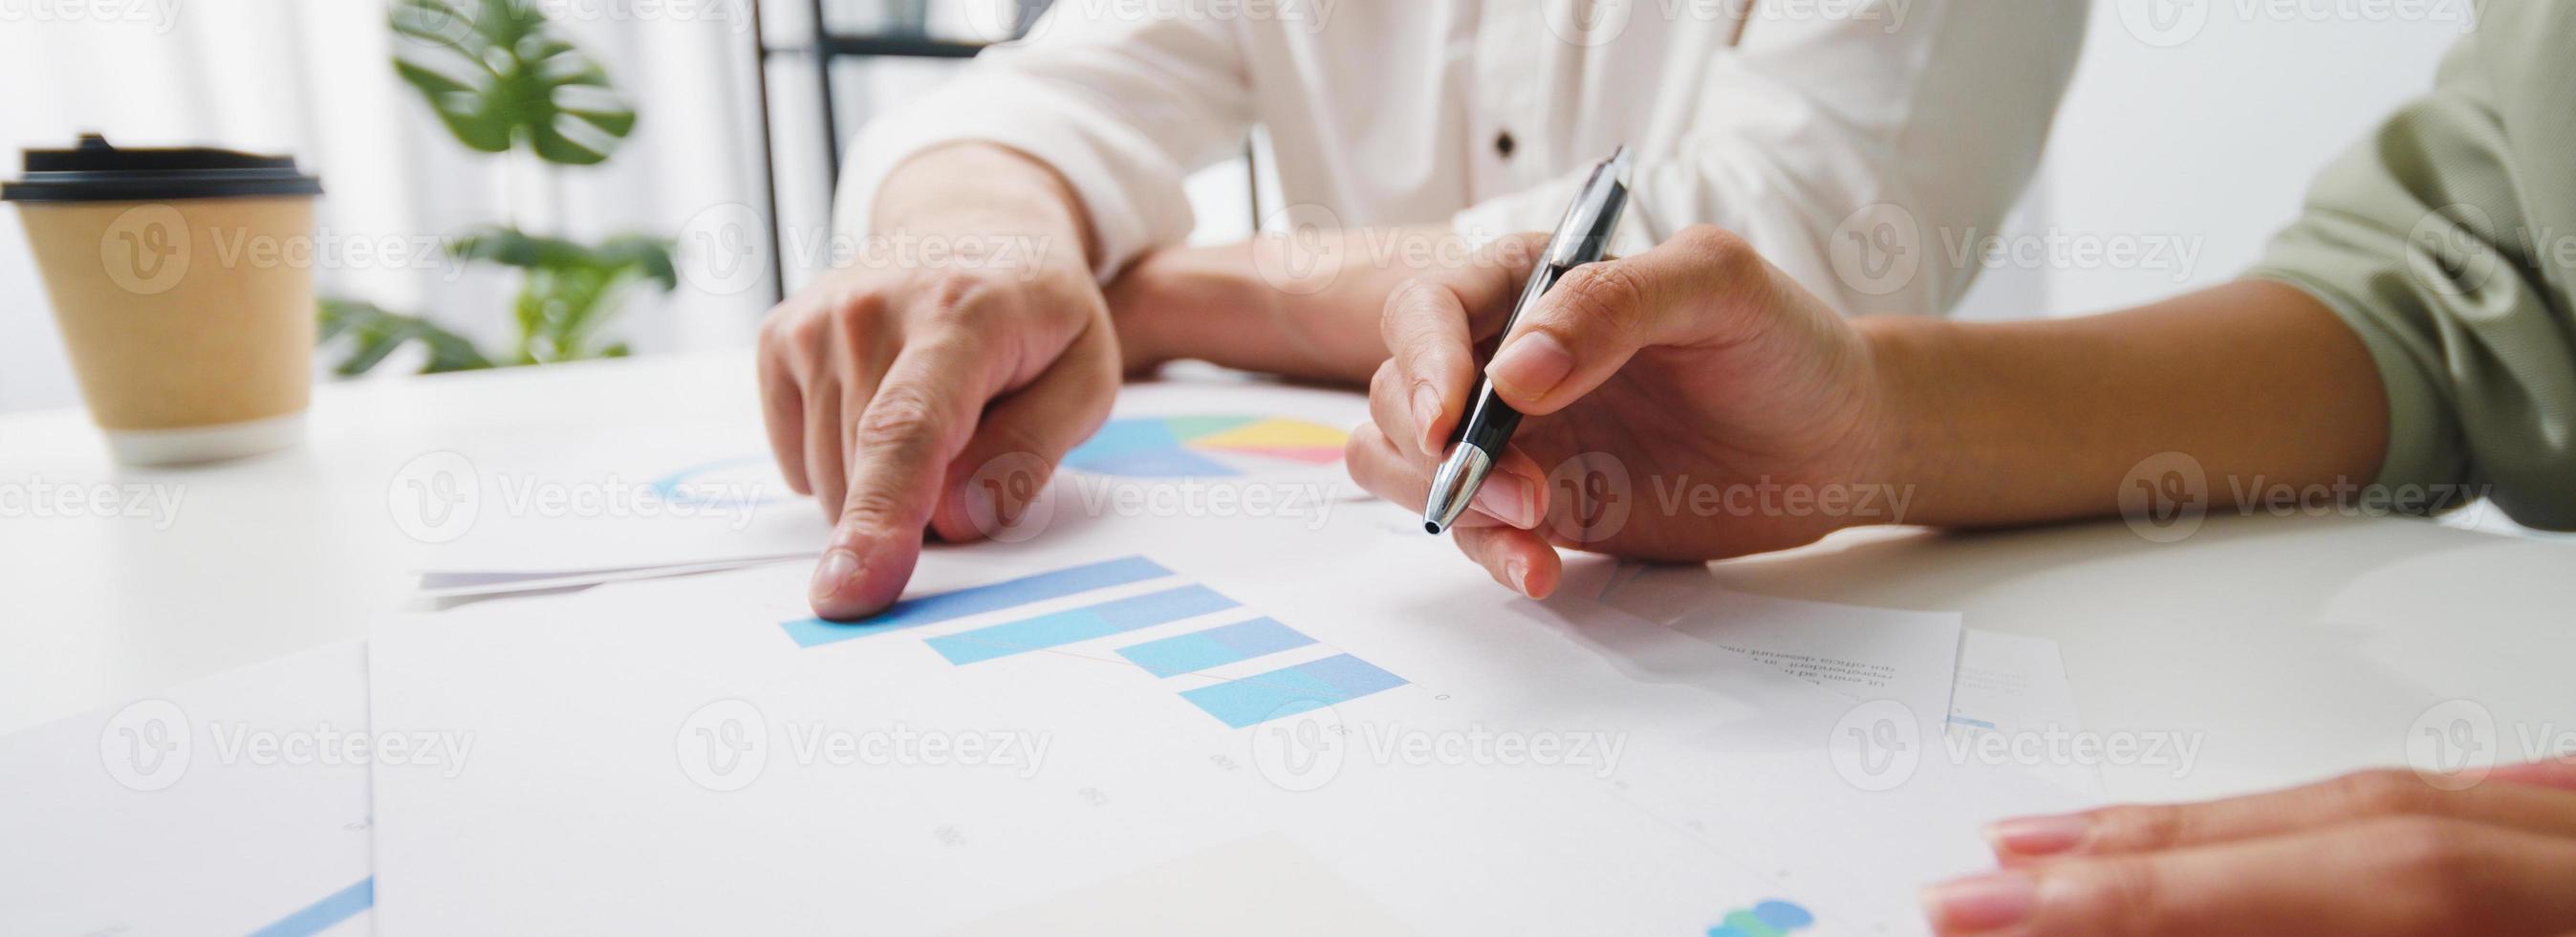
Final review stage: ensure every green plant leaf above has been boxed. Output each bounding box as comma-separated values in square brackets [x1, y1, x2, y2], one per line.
[389, 0, 636, 164]
[445, 226, 677, 364]
[317, 298, 499, 376]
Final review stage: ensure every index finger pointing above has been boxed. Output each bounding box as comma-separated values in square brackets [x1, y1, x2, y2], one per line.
[809, 334, 1000, 621]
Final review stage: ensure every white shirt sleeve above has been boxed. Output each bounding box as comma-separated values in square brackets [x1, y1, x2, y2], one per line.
[833, 3, 1253, 280]
[1450, 0, 2089, 318]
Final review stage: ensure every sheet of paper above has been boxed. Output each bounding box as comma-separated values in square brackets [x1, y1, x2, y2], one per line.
[0, 642, 377, 936]
[370, 518, 2088, 934]
[1949, 629, 2101, 796]
[414, 555, 802, 599]
[1579, 559, 1966, 723]
[403, 380, 1371, 577]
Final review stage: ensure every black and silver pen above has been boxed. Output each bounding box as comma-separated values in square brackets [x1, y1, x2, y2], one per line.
[1423, 146, 1634, 534]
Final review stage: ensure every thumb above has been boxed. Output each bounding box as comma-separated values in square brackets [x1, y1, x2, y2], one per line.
[1484, 225, 1764, 415]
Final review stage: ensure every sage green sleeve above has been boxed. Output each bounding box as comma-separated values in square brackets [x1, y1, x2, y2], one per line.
[2244, 11, 2576, 531]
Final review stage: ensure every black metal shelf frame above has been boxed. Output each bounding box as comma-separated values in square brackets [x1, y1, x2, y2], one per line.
[747, 0, 1256, 304]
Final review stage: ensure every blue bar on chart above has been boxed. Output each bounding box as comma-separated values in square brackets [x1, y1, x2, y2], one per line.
[249, 877, 374, 937]
[926, 584, 1240, 665]
[1116, 618, 1315, 676]
[780, 556, 1171, 648]
[1180, 653, 1407, 728]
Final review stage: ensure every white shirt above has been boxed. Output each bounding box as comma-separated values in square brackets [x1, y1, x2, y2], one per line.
[838, 0, 2089, 317]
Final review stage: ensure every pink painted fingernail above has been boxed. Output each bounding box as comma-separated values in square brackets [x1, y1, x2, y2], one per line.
[810, 549, 862, 608]
[1487, 332, 1574, 401]
[1987, 814, 2089, 861]
[1504, 558, 1532, 596]
[1473, 473, 1539, 528]
[1920, 870, 2036, 934]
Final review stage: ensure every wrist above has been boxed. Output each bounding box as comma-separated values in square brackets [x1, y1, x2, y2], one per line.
[1102, 249, 1199, 374]
[871, 142, 1098, 277]
[1852, 316, 1960, 527]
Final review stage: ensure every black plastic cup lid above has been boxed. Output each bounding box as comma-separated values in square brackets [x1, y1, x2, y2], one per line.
[2, 134, 323, 204]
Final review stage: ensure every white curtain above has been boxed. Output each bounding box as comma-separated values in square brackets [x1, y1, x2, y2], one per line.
[0, 0, 776, 410]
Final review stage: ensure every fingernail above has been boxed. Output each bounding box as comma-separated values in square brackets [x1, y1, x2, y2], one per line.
[809, 549, 862, 607]
[962, 480, 1007, 533]
[1487, 332, 1574, 401]
[1410, 384, 1444, 449]
[1920, 870, 2036, 934]
[1987, 814, 2089, 861]
[1473, 473, 1539, 528]
[1504, 558, 1532, 596]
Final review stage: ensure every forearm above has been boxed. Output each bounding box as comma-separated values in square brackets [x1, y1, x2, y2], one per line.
[1106, 226, 1461, 382]
[1864, 280, 2390, 528]
[869, 142, 1098, 271]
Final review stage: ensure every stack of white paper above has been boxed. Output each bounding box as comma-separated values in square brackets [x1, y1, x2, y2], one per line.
[402, 380, 1373, 598]
[6, 380, 2100, 934]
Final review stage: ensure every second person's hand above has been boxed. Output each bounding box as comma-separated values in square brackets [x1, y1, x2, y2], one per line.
[761, 143, 1119, 621]
[1347, 226, 1906, 598]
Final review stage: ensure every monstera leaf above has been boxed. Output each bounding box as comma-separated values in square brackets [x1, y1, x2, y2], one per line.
[390, 0, 636, 164]
[317, 298, 499, 377]
[449, 226, 677, 363]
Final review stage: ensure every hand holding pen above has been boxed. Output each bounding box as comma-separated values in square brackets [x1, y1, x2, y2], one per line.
[1422, 147, 1636, 534]
[1344, 175, 1896, 598]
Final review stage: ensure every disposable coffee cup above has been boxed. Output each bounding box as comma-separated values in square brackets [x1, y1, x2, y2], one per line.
[5, 134, 324, 465]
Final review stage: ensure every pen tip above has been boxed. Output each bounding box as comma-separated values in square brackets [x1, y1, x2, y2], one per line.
[1423, 520, 1443, 535]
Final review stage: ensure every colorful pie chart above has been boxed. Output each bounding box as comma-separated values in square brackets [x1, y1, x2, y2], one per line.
[1063, 415, 1348, 478]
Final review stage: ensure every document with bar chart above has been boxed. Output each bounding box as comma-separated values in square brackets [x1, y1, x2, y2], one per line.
[367, 530, 2083, 935]
[777, 556, 1410, 730]
[1, 642, 375, 937]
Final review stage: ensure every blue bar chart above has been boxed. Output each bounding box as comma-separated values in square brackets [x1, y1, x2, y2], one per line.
[1116, 618, 1315, 676]
[777, 556, 1408, 728]
[249, 877, 373, 937]
[1179, 654, 1408, 729]
[924, 585, 1237, 665]
[779, 556, 1170, 648]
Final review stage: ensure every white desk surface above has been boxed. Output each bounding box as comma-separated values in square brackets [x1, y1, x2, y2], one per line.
[4, 350, 2568, 802]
